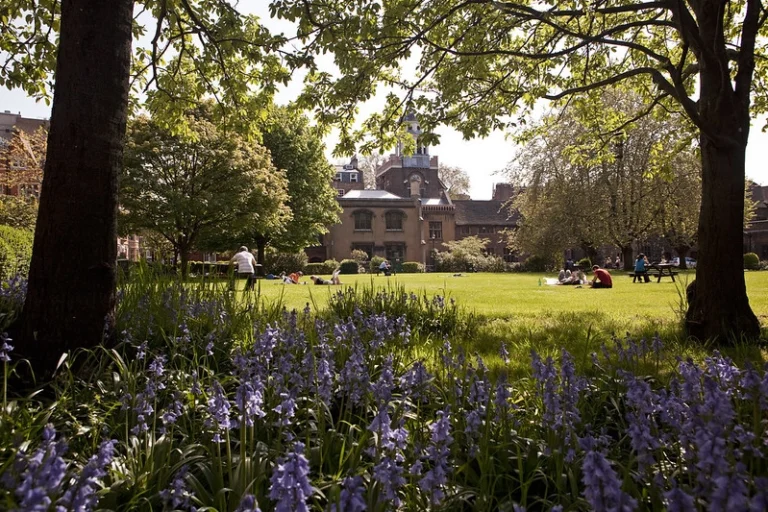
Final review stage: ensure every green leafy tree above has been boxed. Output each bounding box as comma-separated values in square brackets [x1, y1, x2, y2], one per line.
[0, 1, 296, 374]
[121, 113, 289, 279]
[438, 164, 471, 199]
[272, 0, 768, 340]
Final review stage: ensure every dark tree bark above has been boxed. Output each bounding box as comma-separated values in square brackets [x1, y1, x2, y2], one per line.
[675, 246, 690, 270]
[179, 245, 191, 280]
[621, 246, 634, 271]
[18, 0, 133, 377]
[686, 49, 760, 340]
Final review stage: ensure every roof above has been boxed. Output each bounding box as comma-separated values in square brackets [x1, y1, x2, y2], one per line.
[422, 197, 448, 206]
[341, 190, 403, 200]
[453, 200, 519, 226]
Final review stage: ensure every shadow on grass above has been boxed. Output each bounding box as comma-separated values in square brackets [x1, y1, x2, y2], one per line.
[465, 310, 768, 381]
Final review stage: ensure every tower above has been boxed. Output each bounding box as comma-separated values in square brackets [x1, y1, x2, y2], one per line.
[396, 111, 430, 168]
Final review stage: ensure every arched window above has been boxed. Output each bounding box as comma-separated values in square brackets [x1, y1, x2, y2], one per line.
[353, 210, 373, 231]
[385, 211, 404, 231]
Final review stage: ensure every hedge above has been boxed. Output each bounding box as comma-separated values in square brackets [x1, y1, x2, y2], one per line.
[305, 259, 339, 275]
[0, 225, 33, 279]
[744, 252, 760, 270]
[400, 261, 425, 273]
[339, 259, 359, 274]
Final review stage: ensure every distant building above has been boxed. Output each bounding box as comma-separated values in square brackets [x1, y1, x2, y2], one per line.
[307, 113, 519, 266]
[745, 183, 768, 260]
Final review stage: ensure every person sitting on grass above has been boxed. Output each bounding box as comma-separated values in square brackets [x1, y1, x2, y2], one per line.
[590, 265, 613, 289]
[310, 275, 332, 285]
[331, 268, 342, 285]
[288, 270, 303, 284]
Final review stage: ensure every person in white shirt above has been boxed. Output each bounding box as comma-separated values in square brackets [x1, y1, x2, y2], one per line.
[230, 246, 257, 291]
[331, 268, 342, 285]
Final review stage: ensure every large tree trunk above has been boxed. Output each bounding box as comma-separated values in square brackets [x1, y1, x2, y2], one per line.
[675, 246, 690, 270]
[621, 245, 634, 271]
[686, 134, 760, 341]
[18, 0, 133, 377]
[180, 247, 190, 280]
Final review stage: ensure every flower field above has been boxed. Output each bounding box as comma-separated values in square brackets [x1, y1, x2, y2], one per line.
[0, 273, 767, 511]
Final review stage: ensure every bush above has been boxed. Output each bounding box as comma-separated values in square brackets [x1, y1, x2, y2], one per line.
[0, 225, 33, 279]
[744, 252, 760, 270]
[264, 250, 308, 275]
[370, 256, 385, 274]
[350, 249, 368, 264]
[305, 259, 338, 275]
[400, 261, 425, 273]
[521, 255, 551, 272]
[476, 256, 507, 273]
[576, 257, 592, 269]
[339, 259, 359, 274]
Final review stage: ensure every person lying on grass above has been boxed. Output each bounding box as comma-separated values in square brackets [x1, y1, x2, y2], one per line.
[590, 265, 613, 289]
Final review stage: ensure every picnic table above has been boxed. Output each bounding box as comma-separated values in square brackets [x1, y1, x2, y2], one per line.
[648, 263, 679, 282]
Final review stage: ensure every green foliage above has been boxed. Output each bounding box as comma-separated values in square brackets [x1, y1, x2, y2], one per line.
[399, 261, 425, 273]
[120, 110, 289, 277]
[0, 225, 33, 279]
[0, 197, 38, 231]
[434, 236, 503, 272]
[263, 250, 307, 275]
[576, 257, 593, 269]
[523, 255, 554, 273]
[304, 260, 338, 275]
[369, 256, 385, 274]
[255, 106, 341, 253]
[744, 252, 760, 270]
[339, 259, 359, 274]
[350, 249, 369, 263]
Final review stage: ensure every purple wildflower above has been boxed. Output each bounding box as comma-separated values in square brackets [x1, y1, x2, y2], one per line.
[329, 475, 366, 512]
[58, 439, 117, 511]
[499, 343, 510, 364]
[579, 435, 637, 512]
[0, 332, 13, 362]
[399, 361, 431, 403]
[234, 380, 266, 427]
[6, 424, 68, 511]
[205, 381, 231, 441]
[160, 465, 195, 511]
[136, 341, 148, 360]
[234, 493, 261, 512]
[269, 441, 313, 512]
[419, 410, 453, 505]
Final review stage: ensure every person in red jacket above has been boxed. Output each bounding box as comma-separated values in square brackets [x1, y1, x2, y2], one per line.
[590, 265, 613, 289]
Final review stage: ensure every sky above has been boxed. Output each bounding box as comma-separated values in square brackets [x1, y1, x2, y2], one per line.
[1, 4, 767, 200]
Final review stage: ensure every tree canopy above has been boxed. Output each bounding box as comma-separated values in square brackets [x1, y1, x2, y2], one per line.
[121, 111, 289, 277]
[438, 164, 471, 199]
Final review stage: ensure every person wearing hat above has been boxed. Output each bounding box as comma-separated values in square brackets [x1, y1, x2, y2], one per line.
[230, 246, 257, 291]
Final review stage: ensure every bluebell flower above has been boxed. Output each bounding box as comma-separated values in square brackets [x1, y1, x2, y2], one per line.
[160, 465, 195, 511]
[205, 380, 231, 441]
[7, 424, 68, 512]
[269, 441, 313, 512]
[372, 356, 394, 405]
[273, 392, 297, 427]
[136, 340, 148, 360]
[161, 392, 185, 432]
[329, 475, 366, 512]
[399, 361, 431, 403]
[58, 439, 117, 511]
[419, 410, 452, 505]
[0, 332, 13, 362]
[235, 380, 265, 427]
[339, 342, 369, 406]
[710, 473, 748, 511]
[579, 435, 637, 512]
[234, 493, 261, 512]
[499, 343, 510, 364]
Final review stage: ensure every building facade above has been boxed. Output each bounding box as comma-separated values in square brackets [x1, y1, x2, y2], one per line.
[308, 114, 519, 266]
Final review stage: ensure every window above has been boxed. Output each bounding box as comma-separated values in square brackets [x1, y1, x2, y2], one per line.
[479, 226, 493, 234]
[385, 244, 405, 262]
[429, 221, 442, 240]
[503, 247, 516, 263]
[484, 247, 495, 256]
[334, 172, 342, 181]
[385, 211, 404, 231]
[352, 243, 374, 259]
[337, 189, 345, 197]
[350, 172, 358, 182]
[458, 226, 470, 236]
[354, 211, 372, 231]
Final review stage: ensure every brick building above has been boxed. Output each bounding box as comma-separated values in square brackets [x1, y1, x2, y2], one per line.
[307, 113, 519, 266]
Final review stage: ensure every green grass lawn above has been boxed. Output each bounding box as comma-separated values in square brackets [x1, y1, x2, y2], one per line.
[244, 270, 768, 322]
[222, 270, 768, 377]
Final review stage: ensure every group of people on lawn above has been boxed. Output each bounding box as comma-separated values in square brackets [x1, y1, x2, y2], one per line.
[230, 245, 350, 290]
[554, 264, 613, 288]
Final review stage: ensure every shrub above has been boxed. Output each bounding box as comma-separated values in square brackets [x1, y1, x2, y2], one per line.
[522, 255, 551, 272]
[350, 249, 369, 264]
[339, 259, 359, 274]
[744, 252, 760, 270]
[476, 256, 507, 272]
[305, 260, 338, 275]
[370, 255, 385, 273]
[400, 261, 425, 273]
[576, 257, 592, 269]
[0, 225, 33, 279]
[264, 250, 308, 275]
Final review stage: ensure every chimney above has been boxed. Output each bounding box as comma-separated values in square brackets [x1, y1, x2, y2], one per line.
[492, 183, 516, 201]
